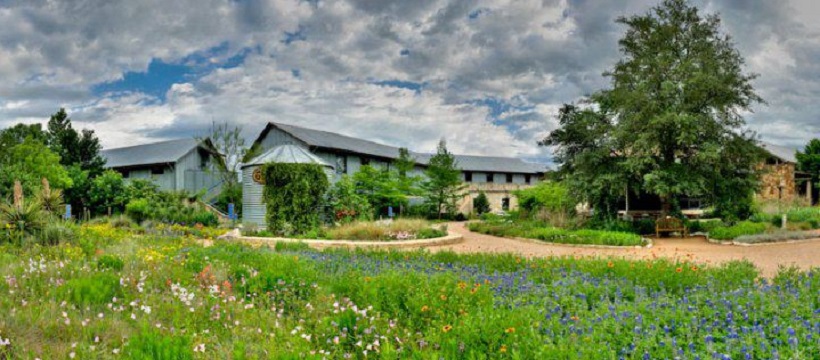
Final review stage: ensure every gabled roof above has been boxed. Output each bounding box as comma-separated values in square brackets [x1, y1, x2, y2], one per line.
[272, 122, 403, 160]
[760, 142, 797, 164]
[244, 144, 332, 168]
[102, 138, 201, 168]
[257, 122, 546, 174]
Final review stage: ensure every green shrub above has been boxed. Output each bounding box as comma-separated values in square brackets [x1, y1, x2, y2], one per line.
[473, 191, 490, 215]
[709, 221, 768, 240]
[262, 163, 330, 236]
[190, 210, 218, 227]
[39, 221, 78, 245]
[513, 181, 573, 215]
[59, 273, 122, 306]
[97, 254, 125, 271]
[126, 329, 193, 360]
[125, 198, 151, 224]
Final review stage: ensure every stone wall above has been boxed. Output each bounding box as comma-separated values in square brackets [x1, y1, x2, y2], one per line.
[457, 183, 531, 214]
[757, 163, 798, 201]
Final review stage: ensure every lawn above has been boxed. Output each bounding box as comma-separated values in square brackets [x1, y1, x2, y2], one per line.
[1, 223, 818, 359]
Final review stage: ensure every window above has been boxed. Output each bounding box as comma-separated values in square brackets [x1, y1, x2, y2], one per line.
[486, 173, 494, 183]
[151, 167, 164, 175]
[502, 197, 510, 211]
[122, 171, 130, 179]
[336, 155, 347, 174]
[525, 174, 531, 184]
[361, 157, 371, 166]
[200, 153, 209, 170]
[506, 173, 513, 183]
[465, 171, 473, 182]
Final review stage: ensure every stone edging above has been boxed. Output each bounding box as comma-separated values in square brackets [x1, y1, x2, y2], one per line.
[708, 236, 820, 247]
[225, 231, 464, 249]
[509, 236, 653, 249]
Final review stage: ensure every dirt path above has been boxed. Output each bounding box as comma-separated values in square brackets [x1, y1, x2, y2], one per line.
[435, 222, 820, 277]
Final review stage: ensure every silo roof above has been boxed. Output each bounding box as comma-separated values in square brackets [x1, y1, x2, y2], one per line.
[243, 144, 333, 168]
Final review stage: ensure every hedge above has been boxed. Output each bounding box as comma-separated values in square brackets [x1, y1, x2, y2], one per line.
[262, 163, 329, 236]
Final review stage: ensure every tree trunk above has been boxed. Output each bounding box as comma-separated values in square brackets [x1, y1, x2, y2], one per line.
[660, 194, 671, 217]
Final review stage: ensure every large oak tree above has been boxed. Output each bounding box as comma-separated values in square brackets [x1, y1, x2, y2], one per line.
[543, 0, 764, 219]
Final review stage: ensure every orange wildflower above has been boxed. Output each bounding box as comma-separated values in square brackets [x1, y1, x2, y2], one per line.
[442, 325, 453, 333]
[440, 294, 448, 301]
[505, 327, 515, 334]
[676, 267, 683, 273]
[421, 305, 430, 312]
[500, 345, 508, 353]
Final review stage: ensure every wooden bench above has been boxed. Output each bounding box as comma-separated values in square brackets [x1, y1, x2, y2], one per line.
[655, 217, 688, 238]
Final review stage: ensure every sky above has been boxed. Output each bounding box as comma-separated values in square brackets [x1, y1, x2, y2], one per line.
[1, 0, 819, 165]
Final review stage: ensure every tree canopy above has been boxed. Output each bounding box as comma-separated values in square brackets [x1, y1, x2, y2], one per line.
[543, 0, 764, 219]
[797, 139, 820, 199]
[0, 138, 72, 196]
[422, 140, 466, 218]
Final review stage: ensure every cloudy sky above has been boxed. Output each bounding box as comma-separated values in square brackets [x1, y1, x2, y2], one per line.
[1, 0, 818, 164]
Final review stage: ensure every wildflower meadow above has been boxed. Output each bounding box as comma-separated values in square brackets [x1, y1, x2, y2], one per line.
[0, 223, 818, 359]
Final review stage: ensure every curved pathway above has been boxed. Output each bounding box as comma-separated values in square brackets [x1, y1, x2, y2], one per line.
[435, 222, 820, 277]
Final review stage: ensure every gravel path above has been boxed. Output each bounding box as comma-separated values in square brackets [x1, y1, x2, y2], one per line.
[435, 222, 820, 277]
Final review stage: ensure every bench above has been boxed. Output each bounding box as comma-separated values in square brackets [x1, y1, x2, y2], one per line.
[655, 217, 688, 238]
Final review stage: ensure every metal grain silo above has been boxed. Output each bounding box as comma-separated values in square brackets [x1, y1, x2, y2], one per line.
[241, 144, 334, 229]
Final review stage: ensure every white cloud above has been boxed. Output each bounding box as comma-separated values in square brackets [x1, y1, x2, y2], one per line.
[0, 0, 818, 161]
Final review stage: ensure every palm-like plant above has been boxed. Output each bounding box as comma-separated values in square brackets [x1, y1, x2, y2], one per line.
[38, 178, 65, 215]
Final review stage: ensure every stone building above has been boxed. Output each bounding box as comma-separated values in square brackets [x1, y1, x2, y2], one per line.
[248, 122, 545, 220]
[758, 142, 813, 204]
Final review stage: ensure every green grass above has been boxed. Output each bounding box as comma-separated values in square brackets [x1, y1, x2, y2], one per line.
[0, 223, 817, 359]
[468, 219, 645, 246]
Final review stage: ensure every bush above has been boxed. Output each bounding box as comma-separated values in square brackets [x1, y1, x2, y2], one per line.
[709, 221, 768, 240]
[473, 191, 490, 215]
[125, 198, 151, 224]
[39, 221, 78, 246]
[326, 175, 373, 223]
[262, 163, 330, 236]
[735, 230, 818, 244]
[514, 181, 573, 215]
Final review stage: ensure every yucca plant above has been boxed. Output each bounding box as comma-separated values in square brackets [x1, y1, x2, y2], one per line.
[37, 177, 65, 216]
[1, 181, 47, 242]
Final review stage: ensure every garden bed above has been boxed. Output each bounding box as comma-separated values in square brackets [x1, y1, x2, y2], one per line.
[243, 219, 449, 242]
[1, 224, 817, 359]
[468, 220, 648, 247]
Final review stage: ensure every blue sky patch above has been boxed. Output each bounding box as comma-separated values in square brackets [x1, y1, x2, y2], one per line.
[373, 79, 425, 94]
[283, 26, 307, 44]
[92, 43, 251, 101]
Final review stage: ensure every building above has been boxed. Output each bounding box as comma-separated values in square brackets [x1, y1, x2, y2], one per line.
[758, 142, 813, 204]
[241, 144, 335, 228]
[249, 122, 546, 217]
[101, 138, 224, 199]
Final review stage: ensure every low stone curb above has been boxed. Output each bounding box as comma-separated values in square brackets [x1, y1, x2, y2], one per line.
[704, 233, 820, 246]
[229, 232, 464, 249]
[730, 237, 820, 247]
[509, 236, 653, 249]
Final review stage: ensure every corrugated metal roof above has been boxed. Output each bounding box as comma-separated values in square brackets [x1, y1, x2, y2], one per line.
[760, 142, 797, 164]
[244, 144, 333, 167]
[275, 123, 402, 159]
[268, 122, 546, 174]
[101, 138, 199, 168]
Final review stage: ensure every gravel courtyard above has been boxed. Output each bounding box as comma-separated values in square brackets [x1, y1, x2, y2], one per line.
[436, 222, 820, 277]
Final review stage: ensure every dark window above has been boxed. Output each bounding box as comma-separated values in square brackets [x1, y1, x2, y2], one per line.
[525, 174, 531, 184]
[486, 173, 494, 183]
[506, 173, 513, 183]
[465, 172, 473, 182]
[200, 153, 209, 170]
[502, 197, 510, 211]
[361, 157, 371, 166]
[122, 171, 130, 179]
[151, 167, 164, 175]
[336, 155, 347, 174]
